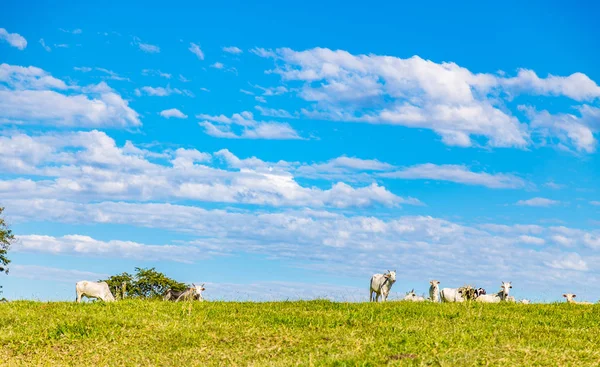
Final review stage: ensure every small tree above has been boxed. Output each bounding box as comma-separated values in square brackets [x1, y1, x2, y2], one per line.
[0, 207, 14, 298]
[0, 207, 13, 275]
[100, 267, 187, 299]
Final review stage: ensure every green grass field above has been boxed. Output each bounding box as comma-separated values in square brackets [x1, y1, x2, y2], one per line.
[1, 300, 599, 366]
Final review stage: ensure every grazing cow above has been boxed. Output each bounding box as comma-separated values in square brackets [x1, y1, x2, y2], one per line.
[369, 270, 396, 302]
[429, 280, 440, 302]
[563, 293, 593, 305]
[403, 289, 426, 302]
[75, 281, 115, 303]
[441, 287, 466, 302]
[476, 282, 512, 303]
[163, 284, 206, 302]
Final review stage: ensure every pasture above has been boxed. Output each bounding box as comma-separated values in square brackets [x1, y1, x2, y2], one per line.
[0, 300, 599, 366]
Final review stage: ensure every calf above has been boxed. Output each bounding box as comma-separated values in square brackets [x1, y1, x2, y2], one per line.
[403, 289, 426, 302]
[429, 280, 440, 302]
[75, 281, 115, 303]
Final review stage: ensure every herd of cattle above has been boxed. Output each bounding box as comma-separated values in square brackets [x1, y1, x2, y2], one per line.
[74, 271, 592, 304]
[369, 270, 596, 305]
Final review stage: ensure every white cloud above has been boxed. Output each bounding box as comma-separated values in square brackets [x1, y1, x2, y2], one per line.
[255, 106, 298, 119]
[142, 69, 172, 79]
[516, 197, 560, 207]
[38, 39, 51, 52]
[160, 108, 188, 119]
[254, 47, 600, 151]
[135, 86, 193, 97]
[15, 234, 204, 263]
[544, 253, 588, 271]
[255, 96, 267, 103]
[198, 111, 302, 140]
[240, 89, 254, 95]
[7, 198, 600, 298]
[545, 181, 565, 190]
[74, 67, 129, 81]
[0, 28, 27, 50]
[0, 63, 140, 128]
[0, 130, 415, 209]
[189, 42, 204, 60]
[591, 201, 600, 206]
[59, 28, 83, 35]
[211, 62, 224, 69]
[132, 37, 160, 53]
[222, 46, 243, 54]
[179, 74, 191, 82]
[11, 265, 106, 283]
[502, 69, 600, 102]
[518, 235, 545, 245]
[382, 164, 526, 189]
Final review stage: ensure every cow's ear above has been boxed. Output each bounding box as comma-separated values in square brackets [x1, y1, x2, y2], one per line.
[573, 294, 577, 298]
[563, 294, 567, 297]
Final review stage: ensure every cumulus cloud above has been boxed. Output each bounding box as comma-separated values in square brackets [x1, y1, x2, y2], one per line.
[0, 63, 140, 128]
[211, 62, 224, 69]
[222, 46, 243, 54]
[160, 108, 188, 119]
[198, 111, 302, 140]
[0, 130, 414, 209]
[0, 28, 27, 50]
[252, 47, 600, 152]
[189, 42, 204, 60]
[516, 197, 560, 207]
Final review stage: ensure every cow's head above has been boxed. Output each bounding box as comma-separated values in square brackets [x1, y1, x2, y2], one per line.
[500, 281, 512, 299]
[429, 280, 440, 287]
[475, 287, 486, 297]
[192, 283, 206, 300]
[385, 270, 397, 282]
[563, 293, 576, 302]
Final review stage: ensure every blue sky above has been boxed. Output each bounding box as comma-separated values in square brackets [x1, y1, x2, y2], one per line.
[0, 1, 599, 302]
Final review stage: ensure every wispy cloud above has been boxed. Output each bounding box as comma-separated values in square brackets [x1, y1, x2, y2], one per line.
[516, 197, 560, 207]
[222, 46, 243, 54]
[189, 42, 204, 60]
[38, 39, 51, 52]
[132, 36, 160, 53]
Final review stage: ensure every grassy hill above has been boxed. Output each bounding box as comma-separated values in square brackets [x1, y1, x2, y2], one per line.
[1, 300, 599, 366]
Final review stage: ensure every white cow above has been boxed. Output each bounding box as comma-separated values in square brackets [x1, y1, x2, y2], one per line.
[563, 293, 593, 305]
[429, 280, 440, 302]
[440, 287, 465, 302]
[370, 270, 396, 302]
[520, 299, 531, 304]
[403, 289, 426, 302]
[476, 282, 511, 303]
[76, 281, 115, 303]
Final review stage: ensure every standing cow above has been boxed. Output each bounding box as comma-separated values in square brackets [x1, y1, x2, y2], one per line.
[163, 284, 206, 302]
[370, 270, 397, 302]
[75, 281, 115, 303]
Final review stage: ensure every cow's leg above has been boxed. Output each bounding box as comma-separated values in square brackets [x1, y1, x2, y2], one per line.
[76, 291, 83, 303]
[369, 290, 373, 302]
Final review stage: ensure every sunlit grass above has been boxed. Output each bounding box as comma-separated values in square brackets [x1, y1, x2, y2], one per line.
[1, 300, 599, 366]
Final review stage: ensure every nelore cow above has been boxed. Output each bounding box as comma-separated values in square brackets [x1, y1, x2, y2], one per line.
[163, 284, 206, 302]
[75, 281, 115, 303]
[369, 270, 396, 302]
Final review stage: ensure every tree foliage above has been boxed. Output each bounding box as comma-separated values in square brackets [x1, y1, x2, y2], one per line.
[101, 267, 187, 299]
[0, 207, 14, 275]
